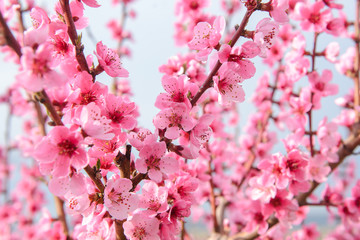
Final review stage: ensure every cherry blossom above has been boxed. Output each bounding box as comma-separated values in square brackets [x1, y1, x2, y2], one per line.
[2, 0, 360, 240]
[16, 44, 66, 92]
[188, 16, 225, 61]
[294, 1, 332, 32]
[80, 102, 115, 140]
[213, 62, 245, 105]
[254, 18, 279, 58]
[33, 126, 87, 178]
[94, 41, 129, 78]
[135, 142, 179, 182]
[104, 175, 139, 220]
[153, 103, 196, 139]
[123, 213, 160, 240]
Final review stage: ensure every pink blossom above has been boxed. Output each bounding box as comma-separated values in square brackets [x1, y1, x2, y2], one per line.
[34, 126, 88, 178]
[307, 154, 331, 183]
[336, 47, 355, 76]
[168, 199, 192, 222]
[254, 18, 279, 58]
[29, 7, 50, 29]
[104, 175, 139, 220]
[16, 44, 66, 92]
[94, 41, 129, 78]
[68, 72, 108, 106]
[317, 117, 341, 151]
[217, 41, 259, 79]
[48, 25, 75, 64]
[213, 62, 245, 105]
[221, 0, 241, 15]
[290, 224, 320, 240]
[188, 16, 225, 61]
[285, 54, 310, 82]
[167, 174, 198, 203]
[155, 74, 198, 110]
[189, 114, 214, 149]
[294, 1, 332, 32]
[123, 213, 160, 240]
[139, 180, 168, 214]
[153, 103, 196, 140]
[258, 153, 289, 189]
[243, 200, 270, 235]
[65, 191, 91, 215]
[48, 172, 87, 197]
[269, 0, 289, 23]
[248, 174, 277, 203]
[103, 94, 137, 130]
[348, 181, 360, 215]
[308, 70, 338, 97]
[326, 12, 348, 36]
[88, 134, 126, 158]
[80, 102, 115, 140]
[128, 128, 158, 150]
[263, 41, 284, 66]
[280, 149, 309, 182]
[324, 42, 340, 62]
[175, 0, 209, 16]
[264, 189, 298, 222]
[135, 142, 179, 182]
[287, 96, 312, 130]
[78, 0, 100, 8]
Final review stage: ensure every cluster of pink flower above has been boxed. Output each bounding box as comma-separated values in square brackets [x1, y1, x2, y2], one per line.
[0, 0, 360, 239]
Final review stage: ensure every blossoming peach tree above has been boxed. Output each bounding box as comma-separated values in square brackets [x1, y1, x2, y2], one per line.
[0, 0, 359, 239]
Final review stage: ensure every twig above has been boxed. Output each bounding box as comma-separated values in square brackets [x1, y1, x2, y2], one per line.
[115, 219, 127, 240]
[59, 0, 90, 73]
[190, 7, 257, 107]
[0, 11, 22, 57]
[114, 145, 131, 179]
[353, 0, 360, 122]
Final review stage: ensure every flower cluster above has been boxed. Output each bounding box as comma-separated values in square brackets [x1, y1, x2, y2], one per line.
[0, 0, 360, 240]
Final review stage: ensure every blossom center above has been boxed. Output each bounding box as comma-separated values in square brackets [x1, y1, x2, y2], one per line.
[133, 227, 146, 239]
[228, 54, 242, 62]
[254, 212, 264, 223]
[190, 1, 199, 10]
[80, 91, 97, 105]
[32, 58, 50, 77]
[270, 197, 282, 207]
[168, 113, 182, 127]
[109, 110, 124, 123]
[58, 139, 77, 157]
[309, 13, 320, 24]
[145, 155, 161, 170]
[286, 159, 300, 171]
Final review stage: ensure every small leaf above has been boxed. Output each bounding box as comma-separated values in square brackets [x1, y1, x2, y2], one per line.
[96, 159, 101, 170]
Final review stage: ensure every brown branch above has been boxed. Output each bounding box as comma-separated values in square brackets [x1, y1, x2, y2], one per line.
[208, 157, 220, 233]
[130, 173, 147, 192]
[33, 94, 71, 239]
[307, 33, 319, 157]
[297, 124, 360, 205]
[190, 8, 256, 107]
[54, 196, 71, 239]
[84, 165, 105, 193]
[114, 145, 131, 179]
[0, 10, 22, 57]
[115, 219, 127, 240]
[35, 90, 107, 194]
[59, 0, 90, 73]
[230, 125, 360, 240]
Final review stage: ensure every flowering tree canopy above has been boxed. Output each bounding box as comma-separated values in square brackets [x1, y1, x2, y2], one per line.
[0, 0, 360, 239]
